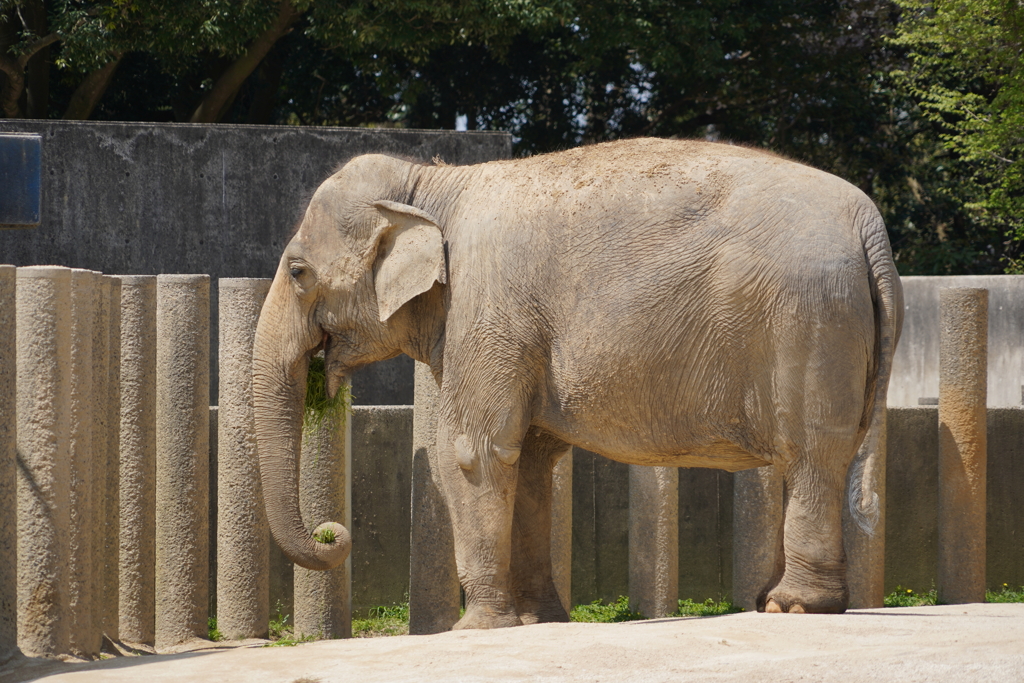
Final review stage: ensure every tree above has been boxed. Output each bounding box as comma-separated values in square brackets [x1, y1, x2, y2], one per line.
[893, 0, 1024, 270]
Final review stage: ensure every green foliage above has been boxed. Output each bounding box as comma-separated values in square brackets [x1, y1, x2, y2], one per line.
[207, 616, 223, 642]
[352, 603, 410, 637]
[303, 354, 352, 438]
[675, 598, 742, 617]
[987, 584, 1024, 603]
[312, 527, 336, 544]
[5, 0, 1021, 275]
[892, 0, 1024, 270]
[883, 586, 938, 607]
[570, 596, 645, 623]
[265, 601, 318, 646]
[268, 601, 291, 640]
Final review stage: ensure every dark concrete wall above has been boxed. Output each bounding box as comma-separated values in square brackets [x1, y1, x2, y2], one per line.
[350, 406, 413, 616]
[0, 120, 511, 402]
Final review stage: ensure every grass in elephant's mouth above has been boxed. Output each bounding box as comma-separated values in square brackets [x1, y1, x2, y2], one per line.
[303, 355, 352, 438]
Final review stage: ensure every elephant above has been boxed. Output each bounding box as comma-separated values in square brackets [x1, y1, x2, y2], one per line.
[252, 137, 903, 627]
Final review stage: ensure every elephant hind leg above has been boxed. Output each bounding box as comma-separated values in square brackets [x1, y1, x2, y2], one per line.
[510, 428, 571, 625]
[758, 450, 854, 614]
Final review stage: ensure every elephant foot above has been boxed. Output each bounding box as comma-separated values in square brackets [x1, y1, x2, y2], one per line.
[758, 580, 848, 614]
[516, 597, 570, 625]
[452, 604, 523, 630]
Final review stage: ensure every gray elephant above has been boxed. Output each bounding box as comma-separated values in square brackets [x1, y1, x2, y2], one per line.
[252, 137, 902, 627]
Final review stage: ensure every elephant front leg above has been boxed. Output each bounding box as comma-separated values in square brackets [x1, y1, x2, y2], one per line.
[436, 423, 523, 630]
[510, 429, 571, 625]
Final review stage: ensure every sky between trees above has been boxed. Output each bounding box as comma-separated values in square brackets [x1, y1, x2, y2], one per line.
[1, 0, 1021, 276]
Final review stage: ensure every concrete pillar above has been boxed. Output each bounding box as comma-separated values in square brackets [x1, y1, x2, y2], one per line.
[155, 275, 210, 649]
[551, 449, 572, 615]
[68, 270, 99, 657]
[216, 278, 271, 639]
[937, 287, 988, 604]
[408, 361, 460, 634]
[0, 265, 18, 663]
[843, 411, 887, 608]
[294, 409, 351, 639]
[732, 465, 783, 612]
[96, 275, 122, 644]
[117, 275, 157, 646]
[628, 465, 679, 618]
[16, 266, 72, 658]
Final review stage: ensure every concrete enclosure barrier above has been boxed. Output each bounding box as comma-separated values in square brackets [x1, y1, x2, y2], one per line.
[0, 265, 16, 663]
[15, 266, 72, 658]
[117, 276, 157, 646]
[937, 288, 988, 604]
[3, 269, 1023, 660]
[154, 275, 210, 649]
[216, 279, 271, 640]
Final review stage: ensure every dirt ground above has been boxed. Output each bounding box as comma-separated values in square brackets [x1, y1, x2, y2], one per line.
[3, 603, 1023, 683]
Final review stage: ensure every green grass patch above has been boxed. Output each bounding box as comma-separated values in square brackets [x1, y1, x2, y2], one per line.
[207, 616, 223, 642]
[987, 584, 1024, 602]
[675, 597, 743, 617]
[570, 596, 645, 622]
[884, 586, 937, 607]
[353, 603, 410, 637]
[264, 602, 318, 647]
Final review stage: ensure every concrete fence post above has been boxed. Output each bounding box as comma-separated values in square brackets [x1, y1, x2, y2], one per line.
[294, 408, 351, 639]
[628, 465, 679, 618]
[408, 361, 460, 634]
[0, 265, 17, 663]
[68, 270, 98, 657]
[732, 465, 783, 612]
[155, 275, 210, 649]
[551, 449, 572, 615]
[117, 275, 157, 646]
[97, 275, 122, 644]
[216, 278, 271, 639]
[937, 287, 988, 604]
[843, 411, 887, 608]
[16, 266, 72, 658]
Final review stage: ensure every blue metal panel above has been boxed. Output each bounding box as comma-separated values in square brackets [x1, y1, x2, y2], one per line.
[0, 133, 42, 229]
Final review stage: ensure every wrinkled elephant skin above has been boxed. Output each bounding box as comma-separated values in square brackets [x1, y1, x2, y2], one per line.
[252, 138, 903, 626]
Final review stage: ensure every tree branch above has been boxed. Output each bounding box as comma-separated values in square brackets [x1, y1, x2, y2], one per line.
[63, 54, 124, 120]
[189, 0, 301, 123]
[0, 31, 59, 118]
[16, 32, 58, 69]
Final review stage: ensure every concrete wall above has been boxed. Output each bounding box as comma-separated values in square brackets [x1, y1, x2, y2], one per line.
[890, 275, 1024, 407]
[0, 120, 511, 402]
[343, 405, 1024, 609]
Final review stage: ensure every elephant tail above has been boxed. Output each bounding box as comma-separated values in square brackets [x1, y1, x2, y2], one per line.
[848, 207, 904, 535]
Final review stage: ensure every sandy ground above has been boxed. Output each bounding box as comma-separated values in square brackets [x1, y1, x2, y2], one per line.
[3, 603, 1023, 683]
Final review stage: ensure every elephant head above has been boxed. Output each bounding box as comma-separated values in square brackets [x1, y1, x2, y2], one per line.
[253, 156, 447, 570]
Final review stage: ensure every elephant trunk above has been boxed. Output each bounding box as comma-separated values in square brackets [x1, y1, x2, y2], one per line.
[252, 283, 350, 571]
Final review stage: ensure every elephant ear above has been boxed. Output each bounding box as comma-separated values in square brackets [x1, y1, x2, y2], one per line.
[371, 200, 447, 323]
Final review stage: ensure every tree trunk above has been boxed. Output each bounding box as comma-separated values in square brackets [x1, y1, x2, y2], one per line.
[0, 32, 57, 119]
[63, 56, 124, 120]
[189, 0, 300, 123]
[22, 0, 49, 118]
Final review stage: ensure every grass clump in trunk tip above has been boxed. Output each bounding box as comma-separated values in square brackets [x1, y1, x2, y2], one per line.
[313, 527, 336, 544]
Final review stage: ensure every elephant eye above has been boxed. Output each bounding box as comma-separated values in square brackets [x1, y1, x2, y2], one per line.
[290, 266, 303, 279]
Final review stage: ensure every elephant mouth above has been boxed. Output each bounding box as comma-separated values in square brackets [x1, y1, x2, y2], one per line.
[322, 333, 350, 399]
